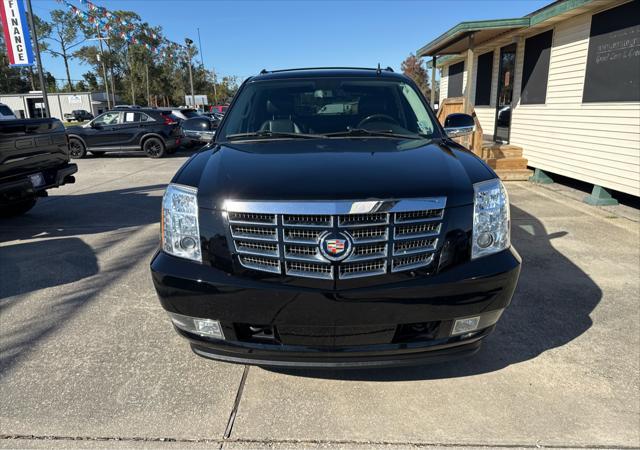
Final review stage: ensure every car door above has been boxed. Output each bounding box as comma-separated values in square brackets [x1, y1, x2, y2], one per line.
[84, 111, 124, 149]
[119, 111, 155, 150]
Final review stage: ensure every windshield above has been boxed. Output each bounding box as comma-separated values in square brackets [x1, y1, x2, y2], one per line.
[218, 77, 438, 141]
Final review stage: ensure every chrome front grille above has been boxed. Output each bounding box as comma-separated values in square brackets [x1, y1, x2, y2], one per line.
[224, 198, 446, 280]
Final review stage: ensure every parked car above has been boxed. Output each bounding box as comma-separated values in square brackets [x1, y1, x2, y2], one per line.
[210, 105, 229, 114]
[180, 116, 219, 148]
[170, 108, 201, 121]
[202, 111, 225, 121]
[1, 116, 77, 217]
[65, 108, 181, 159]
[150, 67, 521, 368]
[63, 109, 94, 122]
[0, 103, 17, 120]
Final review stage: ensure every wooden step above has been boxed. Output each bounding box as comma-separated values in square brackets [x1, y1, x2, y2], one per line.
[495, 168, 533, 181]
[487, 157, 529, 170]
[481, 144, 523, 159]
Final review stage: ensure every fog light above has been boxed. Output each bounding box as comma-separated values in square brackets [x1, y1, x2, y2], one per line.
[452, 316, 480, 335]
[167, 312, 224, 339]
[450, 309, 505, 337]
[477, 232, 494, 248]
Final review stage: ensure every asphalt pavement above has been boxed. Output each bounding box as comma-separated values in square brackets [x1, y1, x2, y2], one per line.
[1, 151, 638, 449]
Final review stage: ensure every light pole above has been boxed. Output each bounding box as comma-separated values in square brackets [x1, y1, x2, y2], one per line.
[185, 38, 195, 108]
[95, 35, 111, 109]
[25, 0, 50, 117]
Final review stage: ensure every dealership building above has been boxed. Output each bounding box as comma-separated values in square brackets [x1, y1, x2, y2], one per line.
[418, 0, 639, 201]
[0, 91, 112, 121]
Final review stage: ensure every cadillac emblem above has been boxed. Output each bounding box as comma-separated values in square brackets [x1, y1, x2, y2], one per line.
[319, 232, 353, 262]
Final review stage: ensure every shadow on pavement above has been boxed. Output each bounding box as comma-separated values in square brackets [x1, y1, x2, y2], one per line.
[83, 146, 199, 160]
[0, 184, 165, 243]
[269, 205, 602, 381]
[0, 184, 164, 373]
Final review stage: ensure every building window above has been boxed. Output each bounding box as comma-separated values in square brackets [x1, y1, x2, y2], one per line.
[583, 1, 640, 103]
[474, 51, 494, 106]
[447, 61, 464, 97]
[520, 30, 553, 105]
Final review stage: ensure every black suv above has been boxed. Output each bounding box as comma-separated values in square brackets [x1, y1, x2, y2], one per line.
[150, 68, 521, 368]
[66, 108, 181, 158]
[64, 109, 94, 122]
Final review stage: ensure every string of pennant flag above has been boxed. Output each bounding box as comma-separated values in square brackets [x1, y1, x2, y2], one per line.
[53, 0, 188, 59]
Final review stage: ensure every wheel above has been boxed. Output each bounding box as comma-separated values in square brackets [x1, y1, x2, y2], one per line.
[143, 137, 166, 158]
[0, 196, 37, 218]
[90, 151, 106, 157]
[68, 138, 86, 159]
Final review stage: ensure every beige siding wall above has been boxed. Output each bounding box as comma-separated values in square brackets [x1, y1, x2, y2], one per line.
[510, 9, 640, 196]
[438, 68, 448, 104]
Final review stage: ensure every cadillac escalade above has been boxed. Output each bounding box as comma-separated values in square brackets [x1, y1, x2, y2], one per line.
[150, 68, 521, 368]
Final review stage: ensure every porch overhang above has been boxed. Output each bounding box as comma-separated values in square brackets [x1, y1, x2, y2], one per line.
[416, 18, 530, 58]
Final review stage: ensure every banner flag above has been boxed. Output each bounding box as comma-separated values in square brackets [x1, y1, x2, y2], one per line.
[0, 0, 35, 66]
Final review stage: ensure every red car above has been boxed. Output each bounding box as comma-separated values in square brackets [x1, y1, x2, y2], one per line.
[210, 105, 229, 114]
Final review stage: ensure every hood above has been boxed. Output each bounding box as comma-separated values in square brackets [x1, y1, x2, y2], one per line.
[188, 138, 495, 209]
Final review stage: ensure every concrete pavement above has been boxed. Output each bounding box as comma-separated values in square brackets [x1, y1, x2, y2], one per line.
[1, 152, 638, 449]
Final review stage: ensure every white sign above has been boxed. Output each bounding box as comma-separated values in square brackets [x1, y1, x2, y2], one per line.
[185, 95, 208, 106]
[68, 95, 82, 104]
[0, 0, 35, 66]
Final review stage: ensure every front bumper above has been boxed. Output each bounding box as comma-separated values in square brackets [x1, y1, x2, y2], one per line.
[0, 163, 77, 204]
[151, 247, 521, 368]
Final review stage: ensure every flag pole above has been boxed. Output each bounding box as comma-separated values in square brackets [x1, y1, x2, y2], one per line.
[25, 0, 50, 118]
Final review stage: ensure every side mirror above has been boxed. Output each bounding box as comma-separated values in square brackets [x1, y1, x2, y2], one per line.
[444, 113, 475, 138]
[90, 122, 102, 129]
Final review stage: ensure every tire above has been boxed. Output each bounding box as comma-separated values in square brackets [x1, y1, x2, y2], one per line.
[0, 196, 37, 218]
[90, 151, 106, 157]
[68, 138, 86, 159]
[143, 137, 166, 158]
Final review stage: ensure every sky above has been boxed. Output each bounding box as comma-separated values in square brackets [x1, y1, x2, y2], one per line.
[30, 0, 550, 85]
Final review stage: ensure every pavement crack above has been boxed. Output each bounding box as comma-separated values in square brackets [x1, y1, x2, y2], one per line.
[223, 364, 250, 441]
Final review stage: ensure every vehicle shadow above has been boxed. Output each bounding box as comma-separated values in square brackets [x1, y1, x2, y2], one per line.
[268, 205, 602, 381]
[0, 184, 165, 244]
[0, 185, 163, 373]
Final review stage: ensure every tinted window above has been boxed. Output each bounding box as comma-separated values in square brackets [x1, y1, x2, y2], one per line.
[0, 105, 14, 116]
[93, 112, 121, 125]
[219, 77, 437, 140]
[447, 62, 464, 97]
[475, 51, 494, 106]
[583, 1, 640, 102]
[183, 117, 212, 131]
[123, 112, 153, 123]
[181, 109, 201, 118]
[521, 30, 553, 104]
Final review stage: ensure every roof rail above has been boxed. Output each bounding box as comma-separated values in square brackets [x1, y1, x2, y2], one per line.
[258, 66, 395, 75]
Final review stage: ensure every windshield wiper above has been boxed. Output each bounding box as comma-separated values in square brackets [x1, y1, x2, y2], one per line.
[324, 128, 424, 139]
[226, 130, 324, 141]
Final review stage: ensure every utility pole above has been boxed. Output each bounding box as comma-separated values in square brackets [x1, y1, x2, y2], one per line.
[146, 63, 150, 106]
[25, 0, 50, 117]
[97, 31, 111, 109]
[212, 68, 218, 105]
[185, 38, 195, 108]
[197, 28, 204, 67]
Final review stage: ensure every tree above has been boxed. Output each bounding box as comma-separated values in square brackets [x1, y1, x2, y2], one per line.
[401, 53, 430, 98]
[42, 10, 85, 91]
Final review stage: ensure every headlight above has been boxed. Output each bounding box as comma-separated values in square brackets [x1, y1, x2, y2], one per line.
[472, 178, 510, 259]
[162, 183, 202, 263]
